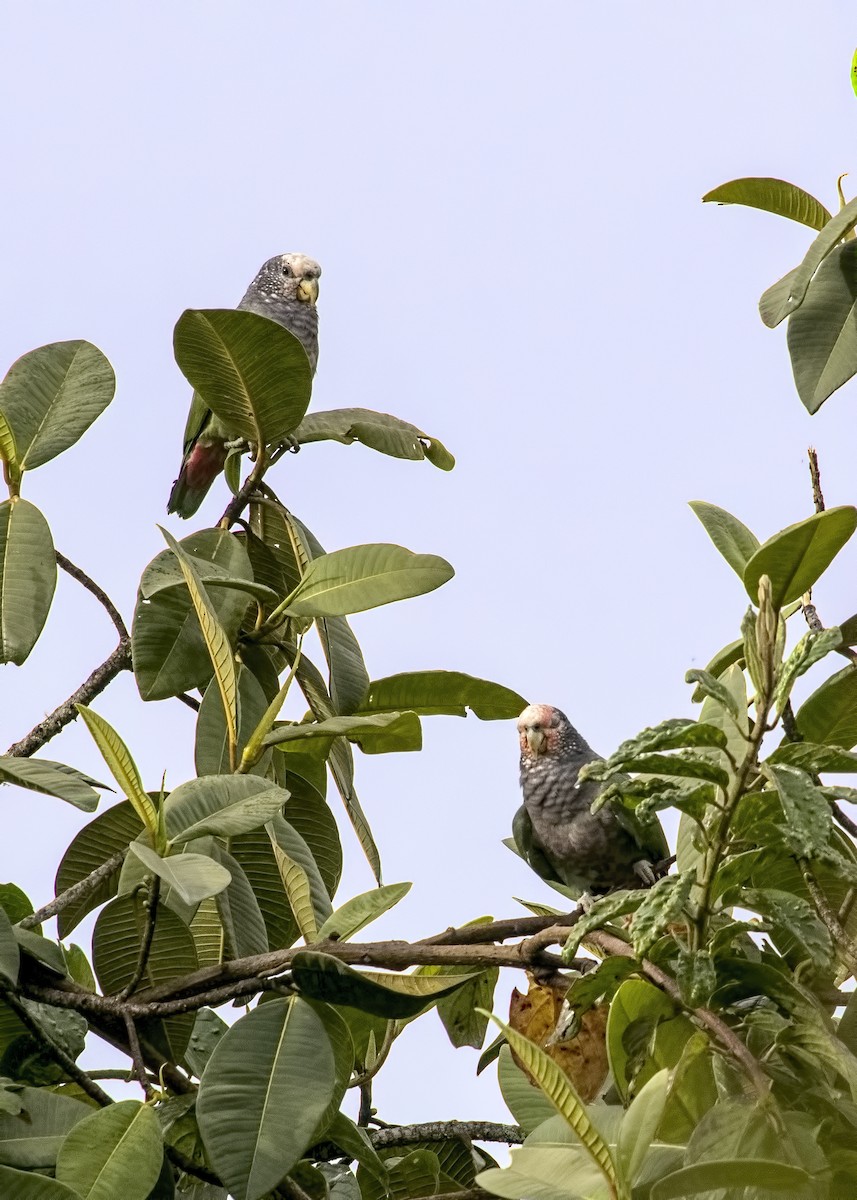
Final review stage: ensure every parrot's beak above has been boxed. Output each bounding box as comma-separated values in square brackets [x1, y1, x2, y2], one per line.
[297, 278, 319, 304]
[525, 728, 546, 755]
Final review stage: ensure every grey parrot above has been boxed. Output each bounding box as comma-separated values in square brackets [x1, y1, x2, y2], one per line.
[167, 252, 321, 518]
[513, 704, 669, 897]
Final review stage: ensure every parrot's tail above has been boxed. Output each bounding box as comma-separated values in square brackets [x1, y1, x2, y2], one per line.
[167, 440, 228, 519]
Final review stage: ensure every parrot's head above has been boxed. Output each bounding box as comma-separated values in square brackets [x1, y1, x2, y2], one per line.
[251, 253, 321, 305]
[517, 704, 587, 761]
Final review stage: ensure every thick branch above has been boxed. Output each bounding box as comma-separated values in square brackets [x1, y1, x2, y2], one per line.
[421, 910, 581, 946]
[6, 639, 132, 757]
[369, 1121, 524, 1148]
[55, 550, 129, 641]
[20, 848, 127, 930]
[219, 448, 271, 530]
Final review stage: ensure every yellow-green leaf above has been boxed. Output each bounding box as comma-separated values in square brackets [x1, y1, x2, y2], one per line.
[75, 707, 157, 833]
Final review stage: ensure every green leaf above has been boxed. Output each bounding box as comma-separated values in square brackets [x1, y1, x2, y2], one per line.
[562, 892, 644, 961]
[264, 711, 422, 754]
[0, 1086, 91, 1168]
[13, 928, 66, 975]
[317, 882, 412, 941]
[616, 1068, 669, 1185]
[167, 776, 289, 844]
[0, 756, 104, 812]
[758, 192, 857, 327]
[689, 501, 759, 576]
[207, 841, 269, 959]
[358, 670, 528, 719]
[482, 1012, 617, 1191]
[294, 407, 454, 469]
[759, 266, 800, 329]
[325, 1113, 388, 1185]
[0, 498, 56, 665]
[649, 1159, 817, 1199]
[702, 177, 831, 230]
[787, 239, 857, 411]
[736, 887, 833, 969]
[436, 968, 498, 1049]
[0, 1167, 80, 1197]
[743, 506, 857, 609]
[766, 763, 833, 857]
[0, 908, 19, 985]
[604, 752, 729, 788]
[92, 893, 198, 997]
[0, 340, 115, 471]
[496, 1045, 556, 1133]
[128, 843, 231, 906]
[291, 951, 477, 1018]
[55, 800, 142, 938]
[685, 669, 741, 720]
[133, 529, 252, 702]
[772, 626, 843, 715]
[597, 719, 727, 769]
[195, 666, 272, 777]
[768, 741, 857, 772]
[270, 837, 318, 942]
[160, 526, 238, 758]
[269, 814, 333, 929]
[173, 308, 313, 445]
[284, 777, 341, 898]
[183, 1007, 228, 1079]
[75, 707, 157, 833]
[0, 884, 35, 927]
[282, 543, 454, 618]
[630, 872, 695, 957]
[196, 997, 338, 1200]
[795, 664, 857, 747]
[56, 1100, 163, 1200]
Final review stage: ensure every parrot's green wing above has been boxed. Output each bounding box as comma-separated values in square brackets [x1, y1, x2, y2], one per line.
[181, 390, 213, 454]
[511, 805, 581, 897]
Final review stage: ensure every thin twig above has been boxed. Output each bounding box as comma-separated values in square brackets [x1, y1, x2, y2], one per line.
[0, 989, 113, 1107]
[587, 929, 771, 1100]
[358, 1082, 373, 1127]
[55, 550, 129, 640]
[808, 447, 825, 513]
[121, 876, 161, 999]
[176, 692, 201, 712]
[799, 859, 857, 977]
[802, 448, 857, 664]
[165, 1143, 222, 1187]
[834, 804, 857, 839]
[350, 1023, 397, 1090]
[20, 849, 127, 930]
[123, 1011, 155, 1100]
[6, 639, 132, 757]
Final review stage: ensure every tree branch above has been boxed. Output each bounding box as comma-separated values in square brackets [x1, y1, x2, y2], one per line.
[368, 1121, 524, 1148]
[55, 550, 129, 641]
[6, 638, 132, 758]
[799, 859, 857, 977]
[20, 848, 127, 930]
[219, 448, 271, 529]
[121, 876, 161, 998]
[123, 1011, 155, 1100]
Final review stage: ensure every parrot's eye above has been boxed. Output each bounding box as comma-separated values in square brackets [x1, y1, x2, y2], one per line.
[282, 263, 293, 277]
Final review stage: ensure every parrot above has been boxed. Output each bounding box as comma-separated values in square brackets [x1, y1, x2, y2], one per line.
[513, 703, 669, 898]
[167, 252, 321, 518]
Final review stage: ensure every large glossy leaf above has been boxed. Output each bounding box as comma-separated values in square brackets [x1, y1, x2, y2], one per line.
[0, 1167, 80, 1198]
[92, 894, 198, 996]
[55, 1100, 163, 1200]
[496, 1046, 555, 1133]
[0, 908, 19, 985]
[0, 1086, 91, 1169]
[786, 240, 857, 412]
[358, 670, 528, 719]
[743, 507, 857, 609]
[55, 801, 142, 938]
[230, 826, 298, 951]
[795, 664, 857, 747]
[205, 841, 269, 959]
[291, 951, 478, 1018]
[759, 193, 857, 327]
[174, 308, 313, 445]
[702, 177, 831, 231]
[317, 882, 411, 941]
[284, 777, 342, 899]
[196, 666, 271, 777]
[264, 711, 421, 754]
[269, 814, 333, 926]
[133, 529, 252, 701]
[616, 1069, 669, 1186]
[196, 997, 339, 1200]
[294, 407, 454, 469]
[0, 756, 103, 812]
[283, 543, 454, 618]
[128, 843, 231, 906]
[650, 1160, 816, 1199]
[0, 498, 56, 664]
[76, 706, 157, 832]
[688, 501, 759, 577]
[160, 527, 238, 755]
[166, 775, 290, 844]
[0, 340, 115, 471]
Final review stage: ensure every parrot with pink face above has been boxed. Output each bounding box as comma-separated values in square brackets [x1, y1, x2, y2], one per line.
[167, 252, 321, 518]
[513, 704, 669, 897]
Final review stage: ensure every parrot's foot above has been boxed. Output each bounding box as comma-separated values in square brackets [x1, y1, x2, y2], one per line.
[578, 891, 595, 912]
[281, 434, 300, 454]
[224, 437, 252, 452]
[633, 859, 657, 887]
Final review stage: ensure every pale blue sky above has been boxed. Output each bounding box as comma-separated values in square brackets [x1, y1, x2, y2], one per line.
[2, 2, 857, 1125]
